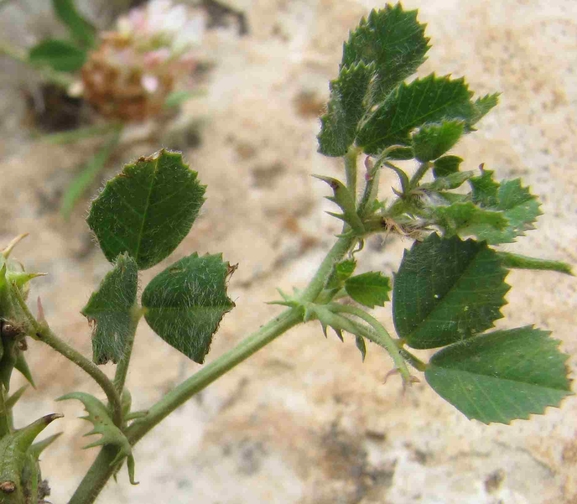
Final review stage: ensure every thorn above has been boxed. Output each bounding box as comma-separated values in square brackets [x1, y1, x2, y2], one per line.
[2, 233, 29, 258]
[383, 368, 400, 384]
[37, 297, 46, 325]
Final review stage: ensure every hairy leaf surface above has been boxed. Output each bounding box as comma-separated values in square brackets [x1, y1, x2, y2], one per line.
[345, 272, 391, 308]
[433, 155, 463, 178]
[142, 253, 235, 363]
[318, 62, 373, 156]
[88, 150, 206, 270]
[342, 5, 430, 103]
[82, 254, 138, 365]
[412, 121, 464, 162]
[393, 234, 509, 348]
[426, 327, 572, 424]
[357, 75, 476, 154]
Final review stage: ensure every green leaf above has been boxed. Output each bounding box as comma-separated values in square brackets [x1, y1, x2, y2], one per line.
[468, 172, 542, 244]
[421, 170, 474, 191]
[345, 272, 391, 308]
[393, 234, 509, 349]
[432, 201, 508, 237]
[52, 0, 96, 48]
[425, 326, 572, 424]
[357, 75, 477, 154]
[57, 392, 137, 484]
[470, 93, 500, 125]
[433, 155, 463, 178]
[342, 5, 430, 103]
[29, 39, 86, 72]
[412, 121, 464, 162]
[88, 150, 206, 270]
[469, 169, 500, 207]
[142, 253, 235, 364]
[81, 254, 138, 365]
[497, 252, 573, 276]
[318, 62, 374, 157]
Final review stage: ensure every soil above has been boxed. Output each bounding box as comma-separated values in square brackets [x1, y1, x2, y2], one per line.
[0, 1, 576, 503]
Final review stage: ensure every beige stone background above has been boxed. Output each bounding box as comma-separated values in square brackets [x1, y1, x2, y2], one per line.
[0, 0, 576, 502]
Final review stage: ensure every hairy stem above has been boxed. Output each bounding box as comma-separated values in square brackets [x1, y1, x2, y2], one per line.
[13, 291, 123, 426]
[113, 306, 143, 395]
[0, 386, 10, 437]
[344, 147, 360, 202]
[69, 307, 303, 504]
[326, 303, 411, 382]
[409, 161, 431, 188]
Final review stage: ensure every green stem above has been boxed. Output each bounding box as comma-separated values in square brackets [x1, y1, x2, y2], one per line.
[13, 291, 123, 427]
[398, 348, 427, 372]
[344, 147, 360, 203]
[113, 306, 143, 395]
[409, 161, 431, 189]
[325, 304, 411, 382]
[39, 123, 122, 145]
[69, 308, 303, 504]
[0, 386, 10, 437]
[300, 234, 357, 303]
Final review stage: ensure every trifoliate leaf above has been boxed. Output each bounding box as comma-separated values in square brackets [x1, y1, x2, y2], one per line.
[468, 172, 541, 243]
[81, 254, 138, 365]
[432, 201, 508, 238]
[433, 156, 463, 178]
[57, 392, 137, 484]
[29, 39, 86, 72]
[497, 252, 573, 276]
[412, 121, 464, 162]
[142, 253, 235, 364]
[425, 326, 572, 424]
[345, 272, 391, 308]
[342, 5, 430, 104]
[357, 75, 476, 154]
[88, 150, 206, 270]
[52, 0, 96, 48]
[318, 62, 373, 157]
[393, 234, 509, 349]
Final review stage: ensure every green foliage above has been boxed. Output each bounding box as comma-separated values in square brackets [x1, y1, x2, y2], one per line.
[51, 0, 96, 48]
[313, 175, 365, 233]
[142, 254, 235, 364]
[57, 392, 137, 484]
[28, 39, 86, 72]
[412, 121, 464, 162]
[342, 5, 430, 104]
[433, 155, 463, 178]
[357, 75, 478, 154]
[426, 327, 572, 424]
[82, 254, 138, 365]
[345, 272, 391, 308]
[318, 62, 374, 157]
[393, 234, 509, 349]
[88, 150, 206, 270]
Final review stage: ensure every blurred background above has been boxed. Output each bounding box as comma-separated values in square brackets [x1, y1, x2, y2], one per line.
[0, 0, 576, 502]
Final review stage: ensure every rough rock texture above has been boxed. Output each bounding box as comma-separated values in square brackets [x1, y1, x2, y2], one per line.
[0, 1, 576, 503]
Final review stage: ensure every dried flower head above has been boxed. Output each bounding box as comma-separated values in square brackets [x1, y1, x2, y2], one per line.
[82, 0, 205, 121]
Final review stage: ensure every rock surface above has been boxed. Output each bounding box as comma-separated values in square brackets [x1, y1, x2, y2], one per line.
[0, 1, 576, 503]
